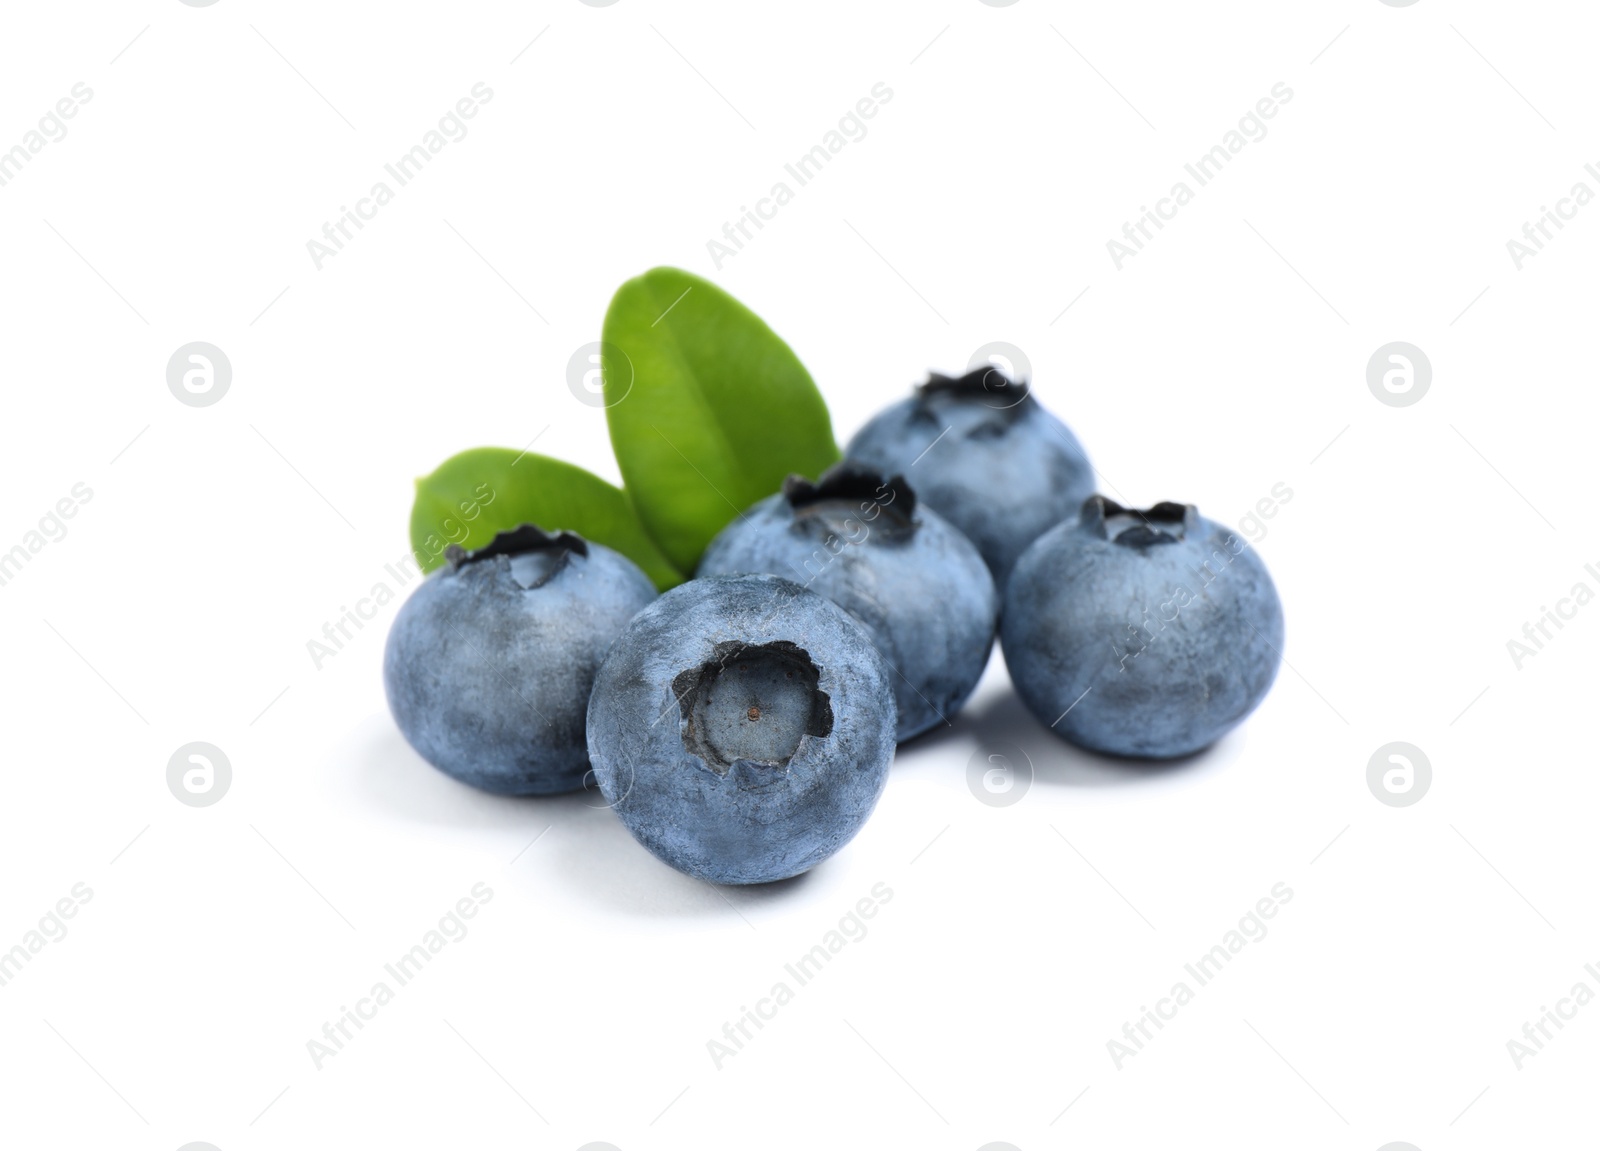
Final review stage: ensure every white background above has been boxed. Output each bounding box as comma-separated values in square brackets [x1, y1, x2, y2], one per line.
[0, 1, 1594, 1148]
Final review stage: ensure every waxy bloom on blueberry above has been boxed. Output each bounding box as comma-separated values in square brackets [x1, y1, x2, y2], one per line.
[697, 463, 996, 741]
[384, 524, 657, 795]
[1002, 497, 1283, 759]
[846, 367, 1094, 585]
[587, 573, 896, 885]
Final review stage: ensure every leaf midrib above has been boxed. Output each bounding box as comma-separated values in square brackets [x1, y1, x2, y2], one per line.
[643, 276, 759, 505]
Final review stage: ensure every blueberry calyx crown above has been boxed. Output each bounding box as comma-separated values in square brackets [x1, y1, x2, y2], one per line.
[784, 464, 915, 518]
[1078, 496, 1197, 549]
[445, 523, 587, 588]
[915, 365, 1032, 411]
[672, 640, 834, 781]
[784, 461, 921, 537]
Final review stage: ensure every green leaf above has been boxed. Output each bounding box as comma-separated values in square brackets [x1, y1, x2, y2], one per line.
[409, 447, 683, 590]
[601, 266, 840, 573]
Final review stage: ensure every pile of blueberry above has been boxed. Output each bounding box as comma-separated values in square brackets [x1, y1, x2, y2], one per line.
[384, 368, 1284, 885]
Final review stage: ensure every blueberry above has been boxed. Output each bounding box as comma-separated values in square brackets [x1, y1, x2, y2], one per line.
[1002, 497, 1284, 759]
[587, 573, 896, 885]
[696, 464, 996, 741]
[383, 524, 657, 795]
[845, 367, 1094, 585]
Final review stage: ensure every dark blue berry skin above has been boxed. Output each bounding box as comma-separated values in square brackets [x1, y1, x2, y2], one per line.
[696, 465, 996, 742]
[587, 573, 896, 885]
[845, 368, 1094, 586]
[1002, 498, 1284, 759]
[383, 525, 657, 795]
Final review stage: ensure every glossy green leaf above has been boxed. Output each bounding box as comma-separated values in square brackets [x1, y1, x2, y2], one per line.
[601, 267, 840, 572]
[409, 447, 683, 590]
